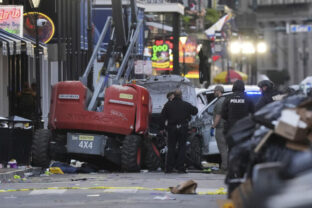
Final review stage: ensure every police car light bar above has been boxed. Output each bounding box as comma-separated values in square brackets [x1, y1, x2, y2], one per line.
[246, 91, 261, 95]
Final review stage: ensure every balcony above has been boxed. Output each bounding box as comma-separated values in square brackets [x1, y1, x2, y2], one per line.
[250, 0, 312, 6]
[94, 0, 184, 14]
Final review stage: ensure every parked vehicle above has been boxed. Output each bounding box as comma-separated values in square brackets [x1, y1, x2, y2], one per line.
[31, 0, 152, 172]
[192, 85, 262, 157]
[136, 75, 203, 169]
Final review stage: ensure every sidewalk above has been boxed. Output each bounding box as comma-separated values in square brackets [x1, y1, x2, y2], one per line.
[0, 167, 41, 182]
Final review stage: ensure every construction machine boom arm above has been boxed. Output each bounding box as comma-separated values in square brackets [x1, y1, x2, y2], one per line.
[80, 0, 143, 111]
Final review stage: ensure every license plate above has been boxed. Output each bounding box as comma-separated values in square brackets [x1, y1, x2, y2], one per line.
[67, 133, 107, 156]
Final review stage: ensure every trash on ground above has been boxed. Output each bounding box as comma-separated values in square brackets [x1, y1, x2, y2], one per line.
[13, 175, 21, 179]
[203, 168, 212, 173]
[153, 195, 176, 200]
[49, 167, 64, 174]
[71, 178, 87, 181]
[24, 172, 34, 177]
[8, 159, 17, 168]
[169, 180, 197, 194]
[51, 162, 77, 173]
[201, 161, 219, 168]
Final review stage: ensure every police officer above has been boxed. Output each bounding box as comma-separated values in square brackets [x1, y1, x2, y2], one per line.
[161, 89, 198, 173]
[221, 80, 254, 136]
[211, 85, 227, 173]
[256, 80, 279, 111]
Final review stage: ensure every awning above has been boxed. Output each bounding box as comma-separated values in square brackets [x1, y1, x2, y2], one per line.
[0, 28, 47, 57]
[146, 22, 173, 32]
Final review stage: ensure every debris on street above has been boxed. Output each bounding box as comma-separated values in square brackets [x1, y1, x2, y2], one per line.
[224, 92, 312, 208]
[153, 195, 176, 200]
[169, 180, 197, 194]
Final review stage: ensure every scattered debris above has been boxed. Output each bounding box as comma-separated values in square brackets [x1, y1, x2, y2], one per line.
[169, 180, 197, 194]
[153, 195, 176, 200]
[71, 178, 87, 181]
[8, 159, 17, 168]
[49, 167, 64, 174]
[13, 175, 21, 180]
[51, 162, 77, 174]
[87, 194, 100, 197]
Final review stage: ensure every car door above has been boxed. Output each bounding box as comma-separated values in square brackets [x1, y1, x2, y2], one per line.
[194, 98, 218, 155]
[194, 92, 233, 156]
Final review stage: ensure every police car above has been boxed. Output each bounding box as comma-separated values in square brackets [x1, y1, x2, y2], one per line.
[193, 84, 262, 156]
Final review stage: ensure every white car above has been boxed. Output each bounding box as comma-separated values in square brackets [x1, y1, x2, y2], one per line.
[193, 85, 262, 156]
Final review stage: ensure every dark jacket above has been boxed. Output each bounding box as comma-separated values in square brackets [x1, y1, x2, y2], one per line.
[161, 97, 198, 128]
[255, 89, 279, 111]
[221, 91, 254, 134]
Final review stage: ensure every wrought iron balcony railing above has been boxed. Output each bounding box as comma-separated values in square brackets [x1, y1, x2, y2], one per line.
[250, 0, 312, 6]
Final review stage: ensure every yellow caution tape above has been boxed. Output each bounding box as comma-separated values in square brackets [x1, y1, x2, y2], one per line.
[198, 188, 227, 195]
[0, 186, 226, 195]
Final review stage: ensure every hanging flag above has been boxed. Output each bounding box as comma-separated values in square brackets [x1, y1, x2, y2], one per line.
[204, 14, 231, 38]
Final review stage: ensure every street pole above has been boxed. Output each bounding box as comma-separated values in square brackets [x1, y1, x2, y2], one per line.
[34, 11, 42, 128]
[172, 13, 180, 75]
[183, 45, 186, 76]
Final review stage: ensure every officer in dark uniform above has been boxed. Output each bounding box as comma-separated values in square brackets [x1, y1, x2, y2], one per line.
[161, 89, 198, 173]
[256, 80, 279, 111]
[221, 80, 254, 136]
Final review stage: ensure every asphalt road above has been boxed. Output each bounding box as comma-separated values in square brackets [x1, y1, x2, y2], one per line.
[0, 172, 226, 208]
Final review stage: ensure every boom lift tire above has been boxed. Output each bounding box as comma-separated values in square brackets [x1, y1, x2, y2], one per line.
[144, 141, 161, 171]
[50, 134, 68, 163]
[31, 129, 52, 168]
[186, 135, 203, 169]
[121, 135, 142, 172]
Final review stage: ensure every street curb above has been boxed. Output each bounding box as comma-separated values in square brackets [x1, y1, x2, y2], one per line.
[0, 167, 42, 182]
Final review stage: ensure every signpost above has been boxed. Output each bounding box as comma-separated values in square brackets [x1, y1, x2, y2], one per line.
[0, 5, 23, 36]
[288, 24, 312, 33]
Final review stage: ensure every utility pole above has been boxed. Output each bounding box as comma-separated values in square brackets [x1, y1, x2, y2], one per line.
[172, 13, 180, 75]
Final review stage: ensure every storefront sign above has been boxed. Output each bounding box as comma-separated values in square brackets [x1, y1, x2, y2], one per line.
[152, 39, 173, 71]
[135, 60, 152, 75]
[179, 36, 197, 64]
[0, 6, 23, 36]
[24, 12, 55, 43]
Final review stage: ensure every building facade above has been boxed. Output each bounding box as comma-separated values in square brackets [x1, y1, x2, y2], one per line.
[237, 0, 312, 85]
[252, 0, 312, 85]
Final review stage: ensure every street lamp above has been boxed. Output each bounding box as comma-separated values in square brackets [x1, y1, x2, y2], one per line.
[257, 42, 268, 54]
[29, 0, 41, 128]
[180, 35, 187, 76]
[228, 40, 268, 84]
[229, 41, 241, 55]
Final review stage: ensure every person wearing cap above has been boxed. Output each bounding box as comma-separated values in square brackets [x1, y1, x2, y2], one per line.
[161, 89, 198, 173]
[221, 80, 255, 137]
[256, 80, 279, 111]
[211, 85, 227, 172]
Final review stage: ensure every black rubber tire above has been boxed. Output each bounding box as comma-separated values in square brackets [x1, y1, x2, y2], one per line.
[50, 134, 68, 162]
[144, 141, 161, 171]
[31, 129, 52, 168]
[121, 135, 142, 172]
[186, 135, 203, 169]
